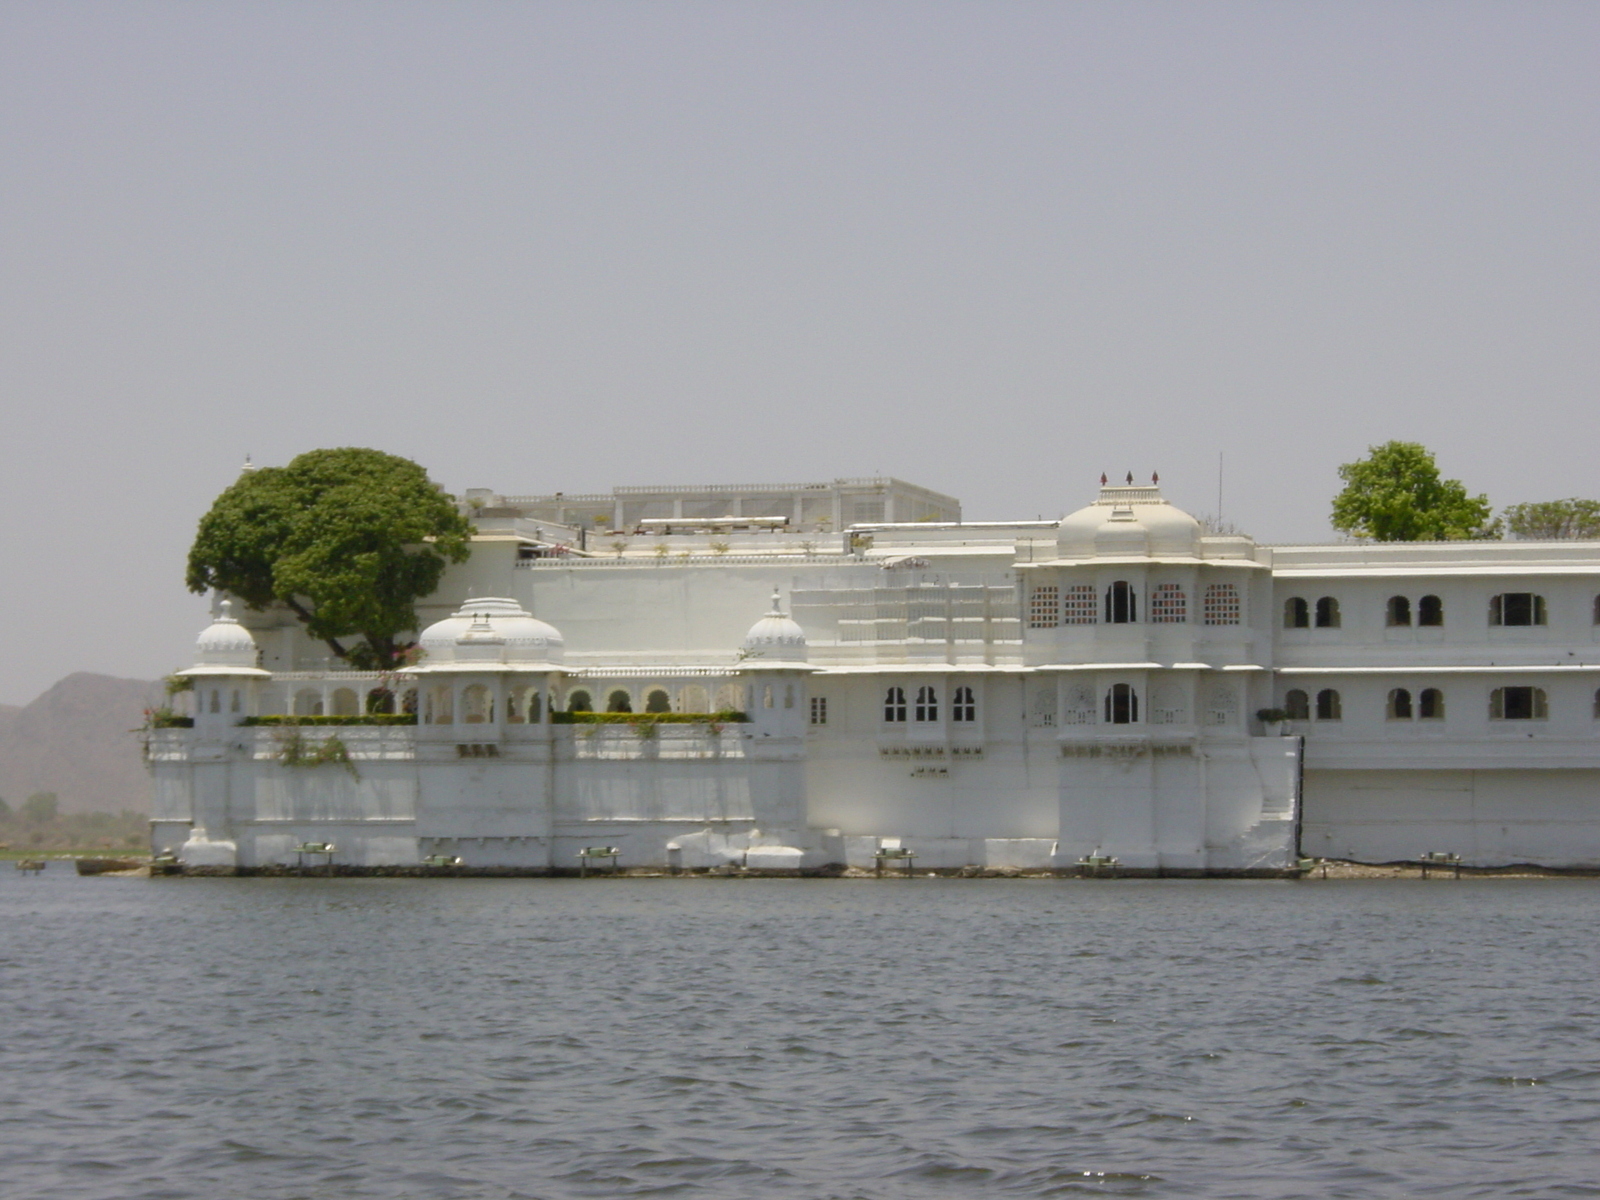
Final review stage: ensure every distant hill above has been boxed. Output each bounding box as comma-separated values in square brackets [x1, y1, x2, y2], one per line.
[0, 673, 160, 814]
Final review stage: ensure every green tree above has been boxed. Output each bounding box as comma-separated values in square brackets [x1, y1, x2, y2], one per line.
[22, 792, 59, 823]
[186, 448, 473, 669]
[1500, 499, 1600, 540]
[1331, 442, 1492, 542]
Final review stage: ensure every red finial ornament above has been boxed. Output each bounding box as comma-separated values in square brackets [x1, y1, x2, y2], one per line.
[1152, 471, 1159, 485]
[1125, 471, 1134, 485]
[1100, 473, 1108, 486]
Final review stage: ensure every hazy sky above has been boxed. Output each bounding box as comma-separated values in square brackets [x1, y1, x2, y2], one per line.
[2, 1, 1596, 704]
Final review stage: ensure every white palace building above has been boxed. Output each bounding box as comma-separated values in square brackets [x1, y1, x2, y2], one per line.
[150, 475, 1600, 873]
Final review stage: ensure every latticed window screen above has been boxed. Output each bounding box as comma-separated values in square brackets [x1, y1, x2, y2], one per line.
[1150, 584, 1187, 624]
[1028, 586, 1060, 628]
[809, 696, 827, 725]
[1063, 585, 1098, 624]
[952, 686, 976, 722]
[1202, 583, 1241, 625]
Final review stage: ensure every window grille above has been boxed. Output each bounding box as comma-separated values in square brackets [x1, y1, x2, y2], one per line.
[1063, 584, 1098, 624]
[810, 696, 828, 725]
[914, 686, 939, 722]
[1028, 586, 1060, 628]
[1151, 584, 1186, 623]
[1203, 584, 1241, 626]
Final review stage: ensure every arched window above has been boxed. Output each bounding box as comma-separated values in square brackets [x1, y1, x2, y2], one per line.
[366, 687, 394, 715]
[331, 687, 359, 717]
[1104, 683, 1139, 725]
[606, 689, 633, 713]
[229, 689, 241, 713]
[714, 684, 743, 713]
[505, 692, 522, 724]
[1283, 689, 1310, 720]
[1490, 686, 1547, 720]
[1063, 585, 1098, 624]
[462, 684, 493, 724]
[645, 689, 672, 713]
[1419, 688, 1444, 719]
[1150, 584, 1186, 623]
[784, 683, 795, 709]
[884, 687, 907, 723]
[400, 688, 418, 715]
[1284, 597, 1309, 629]
[1028, 586, 1060, 628]
[1490, 593, 1546, 626]
[294, 688, 322, 717]
[914, 686, 939, 722]
[208, 689, 221, 714]
[952, 686, 977, 722]
[1105, 581, 1137, 624]
[1315, 597, 1341, 628]
[762, 685, 774, 709]
[1203, 584, 1241, 625]
[523, 688, 542, 724]
[1387, 688, 1413, 719]
[1315, 689, 1342, 721]
[681, 685, 710, 713]
[566, 689, 593, 713]
[1419, 595, 1444, 626]
[1387, 596, 1411, 627]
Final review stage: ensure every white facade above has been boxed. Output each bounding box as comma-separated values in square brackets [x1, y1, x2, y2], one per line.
[149, 480, 1600, 873]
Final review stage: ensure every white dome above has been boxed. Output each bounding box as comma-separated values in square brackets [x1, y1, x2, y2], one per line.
[742, 591, 807, 663]
[194, 600, 260, 668]
[1057, 483, 1202, 559]
[417, 597, 564, 667]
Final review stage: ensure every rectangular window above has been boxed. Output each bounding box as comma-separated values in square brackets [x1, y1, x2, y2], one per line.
[1490, 593, 1546, 627]
[809, 696, 827, 725]
[1063, 584, 1098, 625]
[1491, 686, 1547, 720]
[1203, 583, 1241, 626]
[1150, 584, 1187, 624]
[1028, 586, 1060, 628]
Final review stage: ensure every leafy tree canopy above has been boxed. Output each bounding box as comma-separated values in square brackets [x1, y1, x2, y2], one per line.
[1330, 441, 1492, 542]
[1500, 498, 1600, 540]
[186, 448, 472, 669]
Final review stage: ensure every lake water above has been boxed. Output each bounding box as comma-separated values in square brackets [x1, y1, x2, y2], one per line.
[3, 869, 1599, 1199]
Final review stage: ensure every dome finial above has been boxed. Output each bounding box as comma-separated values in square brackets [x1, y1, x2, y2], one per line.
[240, 454, 255, 474]
[1152, 470, 1159, 485]
[1125, 470, 1134, 485]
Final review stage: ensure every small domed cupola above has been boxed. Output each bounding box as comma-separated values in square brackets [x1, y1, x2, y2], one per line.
[1057, 475, 1202, 559]
[741, 590, 808, 663]
[416, 597, 565, 668]
[193, 599, 261, 669]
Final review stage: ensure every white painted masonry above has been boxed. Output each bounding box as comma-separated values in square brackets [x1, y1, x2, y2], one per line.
[148, 479, 1600, 872]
